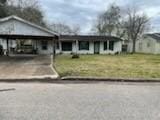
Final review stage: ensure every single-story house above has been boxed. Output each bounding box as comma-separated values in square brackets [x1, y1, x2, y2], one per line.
[57, 35, 122, 54]
[0, 15, 58, 55]
[0, 15, 123, 55]
[136, 33, 160, 54]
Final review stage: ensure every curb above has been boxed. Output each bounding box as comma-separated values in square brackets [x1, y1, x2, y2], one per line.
[50, 55, 60, 78]
[61, 76, 160, 83]
[0, 77, 61, 83]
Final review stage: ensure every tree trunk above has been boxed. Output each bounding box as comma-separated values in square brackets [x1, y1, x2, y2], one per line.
[132, 39, 136, 53]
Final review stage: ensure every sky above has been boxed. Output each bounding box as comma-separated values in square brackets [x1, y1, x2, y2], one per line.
[39, 0, 160, 34]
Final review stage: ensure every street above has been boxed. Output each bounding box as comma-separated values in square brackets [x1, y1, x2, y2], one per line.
[0, 82, 160, 120]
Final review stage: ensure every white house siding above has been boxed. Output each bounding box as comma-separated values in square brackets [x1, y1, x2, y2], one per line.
[56, 41, 61, 54]
[13, 20, 52, 36]
[58, 41, 94, 54]
[136, 37, 157, 54]
[0, 39, 16, 50]
[0, 20, 15, 52]
[0, 39, 7, 49]
[0, 18, 53, 36]
[72, 41, 77, 53]
[76, 41, 94, 54]
[59, 42, 74, 54]
[0, 20, 15, 34]
[58, 40, 122, 54]
[100, 41, 122, 54]
[114, 41, 122, 52]
[155, 42, 160, 54]
[36, 40, 53, 55]
[127, 41, 133, 53]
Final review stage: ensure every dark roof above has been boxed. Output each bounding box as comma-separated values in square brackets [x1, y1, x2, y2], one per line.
[0, 34, 58, 40]
[60, 35, 122, 41]
[145, 34, 160, 41]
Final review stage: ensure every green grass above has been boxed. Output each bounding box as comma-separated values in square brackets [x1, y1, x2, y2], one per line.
[55, 54, 160, 78]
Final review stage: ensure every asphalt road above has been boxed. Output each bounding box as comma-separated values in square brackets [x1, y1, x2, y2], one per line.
[0, 82, 160, 120]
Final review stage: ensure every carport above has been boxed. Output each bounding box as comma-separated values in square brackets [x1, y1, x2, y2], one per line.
[0, 16, 59, 80]
[0, 15, 59, 58]
[0, 34, 58, 60]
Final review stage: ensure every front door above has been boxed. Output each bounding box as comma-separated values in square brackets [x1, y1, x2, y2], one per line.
[94, 42, 100, 54]
[61, 42, 72, 51]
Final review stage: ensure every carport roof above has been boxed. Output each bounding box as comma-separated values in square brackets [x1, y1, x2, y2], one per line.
[60, 35, 123, 41]
[145, 33, 160, 41]
[0, 34, 59, 40]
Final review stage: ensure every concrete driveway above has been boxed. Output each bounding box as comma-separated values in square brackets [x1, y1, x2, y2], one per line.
[0, 55, 57, 80]
[0, 82, 160, 120]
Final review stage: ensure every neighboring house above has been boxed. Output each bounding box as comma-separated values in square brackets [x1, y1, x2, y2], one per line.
[0, 15, 123, 55]
[136, 33, 160, 54]
[0, 15, 58, 55]
[57, 35, 122, 54]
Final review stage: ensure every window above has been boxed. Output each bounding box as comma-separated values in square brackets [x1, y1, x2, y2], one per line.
[109, 41, 114, 50]
[62, 42, 72, 51]
[41, 41, 48, 50]
[56, 42, 59, 49]
[104, 41, 108, 50]
[147, 42, 150, 48]
[79, 41, 89, 50]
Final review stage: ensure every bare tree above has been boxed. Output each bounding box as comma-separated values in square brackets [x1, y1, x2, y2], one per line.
[124, 7, 149, 53]
[0, 0, 8, 18]
[6, 0, 46, 26]
[93, 3, 122, 36]
[71, 24, 80, 35]
[7, 0, 38, 8]
[50, 23, 72, 35]
[92, 13, 107, 35]
[0, 0, 7, 5]
[50, 23, 80, 35]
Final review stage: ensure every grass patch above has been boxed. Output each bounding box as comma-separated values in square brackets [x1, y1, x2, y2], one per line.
[55, 54, 160, 78]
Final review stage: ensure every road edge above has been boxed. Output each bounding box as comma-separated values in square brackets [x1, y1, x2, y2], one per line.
[61, 76, 160, 82]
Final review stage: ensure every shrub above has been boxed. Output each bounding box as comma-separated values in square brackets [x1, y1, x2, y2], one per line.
[115, 52, 120, 55]
[72, 54, 80, 59]
[0, 45, 4, 55]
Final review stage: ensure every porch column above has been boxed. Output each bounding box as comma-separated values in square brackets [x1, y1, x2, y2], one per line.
[75, 39, 78, 54]
[35, 40, 38, 54]
[52, 39, 56, 62]
[107, 40, 109, 50]
[36, 40, 37, 49]
[59, 40, 62, 53]
[6, 38, 9, 56]
[52, 36, 59, 63]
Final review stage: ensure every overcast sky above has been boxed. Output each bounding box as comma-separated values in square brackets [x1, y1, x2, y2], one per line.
[39, 0, 160, 34]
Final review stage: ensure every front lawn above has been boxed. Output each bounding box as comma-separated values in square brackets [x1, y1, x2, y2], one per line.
[55, 54, 160, 78]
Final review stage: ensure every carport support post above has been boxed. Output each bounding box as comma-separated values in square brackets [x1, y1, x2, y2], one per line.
[75, 39, 78, 54]
[36, 40, 37, 51]
[107, 40, 109, 50]
[52, 39, 56, 63]
[6, 38, 9, 56]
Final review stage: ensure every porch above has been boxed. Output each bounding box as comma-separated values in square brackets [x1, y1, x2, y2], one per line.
[57, 40, 122, 54]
